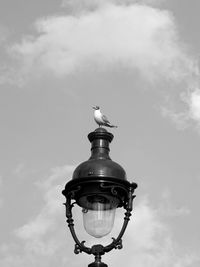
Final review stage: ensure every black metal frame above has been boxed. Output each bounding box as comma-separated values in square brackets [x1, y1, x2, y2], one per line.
[63, 178, 137, 267]
[62, 127, 138, 267]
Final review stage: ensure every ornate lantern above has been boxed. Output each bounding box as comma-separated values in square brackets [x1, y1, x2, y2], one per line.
[62, 127, 137, 267]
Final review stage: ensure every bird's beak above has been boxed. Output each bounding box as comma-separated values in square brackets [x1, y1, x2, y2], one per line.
[92, 106, 96, 110]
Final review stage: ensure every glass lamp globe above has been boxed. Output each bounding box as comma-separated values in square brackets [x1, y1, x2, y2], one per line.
[82, 196, 117, 238]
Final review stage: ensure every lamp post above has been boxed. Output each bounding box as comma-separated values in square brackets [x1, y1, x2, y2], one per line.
[62, 127, 137, 267]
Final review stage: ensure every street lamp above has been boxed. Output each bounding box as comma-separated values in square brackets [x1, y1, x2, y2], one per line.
[62, 127, 137, 267]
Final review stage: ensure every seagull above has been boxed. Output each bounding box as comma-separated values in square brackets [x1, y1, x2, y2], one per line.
[92, 106, 118, 128]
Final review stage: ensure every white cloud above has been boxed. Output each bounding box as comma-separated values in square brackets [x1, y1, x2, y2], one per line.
[161, 85, 200, 131]
[160, 57, 200, 131]
[7, 3, 191, 84]
[107, 198, 198, 267]
[0, 164, 76, 267]
[189, 89, 200, 122]
[15, 165, 75, 241]
[1, 1, 199, 133]
[3, 1, 200, 133]
[161, 107, 190, 130]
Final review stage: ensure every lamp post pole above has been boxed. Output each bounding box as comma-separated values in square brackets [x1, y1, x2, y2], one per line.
[62, 127, 137, 267]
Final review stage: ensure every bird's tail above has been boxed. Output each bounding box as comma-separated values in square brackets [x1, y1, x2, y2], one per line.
[107, 124, 118, 128]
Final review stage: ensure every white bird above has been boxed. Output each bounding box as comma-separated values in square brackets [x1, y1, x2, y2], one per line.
[92, 106, 117, 128]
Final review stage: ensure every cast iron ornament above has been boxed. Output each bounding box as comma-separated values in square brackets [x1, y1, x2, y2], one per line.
[62, 127, 137, 267]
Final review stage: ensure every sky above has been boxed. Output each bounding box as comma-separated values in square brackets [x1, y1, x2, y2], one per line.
[0, 0, 200, 266]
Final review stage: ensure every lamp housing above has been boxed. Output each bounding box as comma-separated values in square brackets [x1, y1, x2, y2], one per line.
[62, 127, 137, 267]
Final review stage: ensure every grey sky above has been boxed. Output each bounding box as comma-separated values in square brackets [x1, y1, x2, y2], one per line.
[0, 1, 200, 267]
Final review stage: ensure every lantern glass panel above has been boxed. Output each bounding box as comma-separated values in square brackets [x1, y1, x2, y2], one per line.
[82, 196, 118, 238]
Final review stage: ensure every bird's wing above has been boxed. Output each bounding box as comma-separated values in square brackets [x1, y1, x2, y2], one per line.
[102, 114, 110, 124]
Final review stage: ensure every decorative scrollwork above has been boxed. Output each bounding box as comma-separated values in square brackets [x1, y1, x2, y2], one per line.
[111, 186, 118, 195]
[100, 183, 126, 196]
[74, 241, 86, 254]
[64, 199, 75, 220]
[64, 180, 136, 262]
[112, 238, 123, 250]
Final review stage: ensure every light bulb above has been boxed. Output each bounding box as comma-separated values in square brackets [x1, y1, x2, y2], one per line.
[82, 202, 116, 238]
